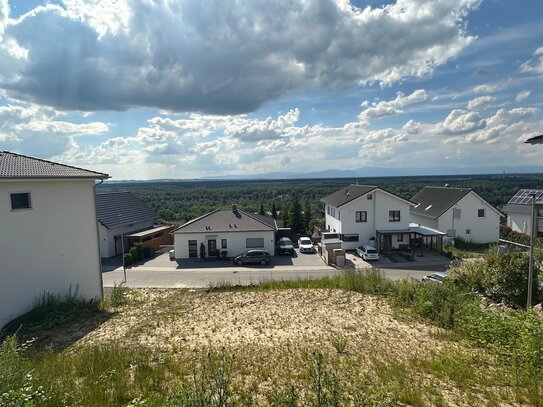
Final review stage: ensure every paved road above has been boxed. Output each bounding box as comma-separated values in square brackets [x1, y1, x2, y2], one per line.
[102, 263, 448, 288]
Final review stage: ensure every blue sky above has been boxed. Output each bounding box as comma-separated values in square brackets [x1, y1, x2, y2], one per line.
[0, 0, 542, 179]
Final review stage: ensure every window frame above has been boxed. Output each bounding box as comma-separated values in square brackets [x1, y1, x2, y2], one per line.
[397, 233, 404, 242]
[188, 240, 198, 258]
[221, 239, 227, 249]
[389, 210, 401, 222]
[246, 237, 264, 248]
[355, 211, 367, 223]
[10, 192, 32, 211]
[477, 208, 485, 218]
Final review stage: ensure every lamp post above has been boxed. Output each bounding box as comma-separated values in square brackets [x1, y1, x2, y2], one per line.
[119, 214, 126, 284]
[527, 193, 536, 309]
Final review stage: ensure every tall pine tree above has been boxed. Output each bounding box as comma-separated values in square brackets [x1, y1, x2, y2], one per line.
[259, 203, 265, 215]
[290, 195, 304, 234]
[271, 202, 277, 219]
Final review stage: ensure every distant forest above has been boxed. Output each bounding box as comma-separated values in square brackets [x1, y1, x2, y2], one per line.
[98, 173, 543, 226]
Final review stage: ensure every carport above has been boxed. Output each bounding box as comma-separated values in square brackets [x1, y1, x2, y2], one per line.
[375, 223, 445, 256]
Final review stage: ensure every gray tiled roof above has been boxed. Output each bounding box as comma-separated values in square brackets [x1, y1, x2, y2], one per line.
[411, 187, 472, 219]
[0, 151, 109, 179]
[96, 192, 158, 229]
[174, 209, 276, 233]
[321, 185, 378, 207]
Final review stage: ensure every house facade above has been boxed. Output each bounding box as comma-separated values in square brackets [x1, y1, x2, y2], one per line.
[321, 185, 414, 251]
[502, 189, 543, 237]
[95, 191, 172, 258]
[0, 151, 108, 329]
[410, 186, 501, 244]
[173, 206, 276, 259]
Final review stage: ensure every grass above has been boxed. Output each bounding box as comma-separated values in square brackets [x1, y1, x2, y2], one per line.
[2, 271, 543, 405]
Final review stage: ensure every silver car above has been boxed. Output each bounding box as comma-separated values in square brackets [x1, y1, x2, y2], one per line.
[356, 245, 379, 261]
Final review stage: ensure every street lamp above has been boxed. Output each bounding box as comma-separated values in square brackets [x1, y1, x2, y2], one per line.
[527, 193, 536, 309]
[119, 213, 126, 283]
[525, 134, 543, 145]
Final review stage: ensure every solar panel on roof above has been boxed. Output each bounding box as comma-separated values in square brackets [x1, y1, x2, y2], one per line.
[508, 189, 543, 205]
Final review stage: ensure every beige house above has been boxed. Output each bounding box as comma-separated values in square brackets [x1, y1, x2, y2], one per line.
[0, 151, 108, 329]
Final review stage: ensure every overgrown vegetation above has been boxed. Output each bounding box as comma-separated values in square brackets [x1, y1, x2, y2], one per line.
[3, 253, 543, 405]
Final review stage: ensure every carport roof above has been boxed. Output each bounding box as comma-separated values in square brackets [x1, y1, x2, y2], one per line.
[173, 208, 276, 233]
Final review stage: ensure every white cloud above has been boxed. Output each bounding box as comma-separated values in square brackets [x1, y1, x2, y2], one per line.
[439, 109, 485, 133]
[473, 84, 500, 94]
[0, 0, 478, 114]
[359, 89, 427, 121]
[515, 90, 531, 102]
[467, 95, 496, 110]
[520, 46, 543, 74]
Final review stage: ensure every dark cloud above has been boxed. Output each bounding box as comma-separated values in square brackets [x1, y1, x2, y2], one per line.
[1, 0, 479, 114]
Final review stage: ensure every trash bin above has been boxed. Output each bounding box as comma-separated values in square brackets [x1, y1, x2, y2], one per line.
[169, 249, 175, 261]
[333, 248, 345, 267]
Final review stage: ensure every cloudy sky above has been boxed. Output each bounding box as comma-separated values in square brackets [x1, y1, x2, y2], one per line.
[0, 0, 542, 179]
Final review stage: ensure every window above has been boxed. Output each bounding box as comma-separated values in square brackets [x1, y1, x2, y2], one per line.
[397, 234, 403, 242]
[341, 234, 359, 242]
[466, 229, 471, 235]
[10, 192, 31, 210]
[478, 209, 485, 218]
[355, 211, 367, 222]
[453, 208, 461, 220]
[327, 206, 330, 215]
[338, 210, 340, 220]
[367, 194, 372, 200]
[389, 210, 400, 222]
[221, 239, 227, 249]
[188, 240, 198, 258]
[246, 238, 264, 248]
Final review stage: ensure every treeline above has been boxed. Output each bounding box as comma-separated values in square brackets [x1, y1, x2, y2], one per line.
[98, 173, 543, 226]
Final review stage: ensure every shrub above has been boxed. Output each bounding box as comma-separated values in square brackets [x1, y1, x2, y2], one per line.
[329, 331, 348, 355]
[124, 252, 133, 266]
[110, 283, 129, 307]
[133, 243, 144, 262]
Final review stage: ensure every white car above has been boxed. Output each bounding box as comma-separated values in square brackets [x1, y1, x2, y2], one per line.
[422, 273, 447, 284]
[356, 245, 379, 261]
[298, 237, 316, 253]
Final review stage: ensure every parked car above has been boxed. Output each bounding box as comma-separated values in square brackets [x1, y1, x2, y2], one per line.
[277, 237, 294, 255]
[422, 273, 447, 284]
[234, 250, 271, 265]
[298, 237, 316, 253]
[356, 245, 379, 261]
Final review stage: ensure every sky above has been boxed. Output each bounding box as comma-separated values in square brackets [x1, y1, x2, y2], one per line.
[0, 0, 542, 180]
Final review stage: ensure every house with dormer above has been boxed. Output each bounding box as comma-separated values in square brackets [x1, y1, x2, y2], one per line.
[321, 185, 417, 251]
[172, 205, 277, 259]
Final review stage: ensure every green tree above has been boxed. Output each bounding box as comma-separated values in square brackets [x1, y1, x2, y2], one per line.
[199, 242, 206, 261]
[259, 203, 265, 216]
[290, 195, 305, 234]
[304, 201, 312, 233]
[271, 202, 277, 219]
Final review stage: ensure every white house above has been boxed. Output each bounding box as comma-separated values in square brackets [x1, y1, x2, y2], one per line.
[0, 151, 109, 329]
[321, 185, 417, 251]
[502, 189, 543, 237]
[96, 191, 164, 258]
[173, 205, 276, 259]
[410, 186, 501, 244]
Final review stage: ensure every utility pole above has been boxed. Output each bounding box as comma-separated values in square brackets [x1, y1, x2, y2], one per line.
[527, 193, 536, 309]
[119, 213, 126, 284]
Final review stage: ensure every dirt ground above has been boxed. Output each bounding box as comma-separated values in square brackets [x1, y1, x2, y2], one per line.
[78, 288, 445, 359]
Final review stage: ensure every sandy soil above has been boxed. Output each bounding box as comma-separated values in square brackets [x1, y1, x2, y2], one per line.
[78, 288, 445, 360]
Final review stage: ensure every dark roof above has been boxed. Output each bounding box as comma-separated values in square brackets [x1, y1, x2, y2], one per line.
[0, 151, 109, 179]
[321, 185, 378, 207]
[173, 209, 276, 233]
[410, 187, 471, 219]
[502, 189, 543, 214]
[250, 213, 284, 229]
[525, 134, 543, 144]
[96, 192, 158, 229]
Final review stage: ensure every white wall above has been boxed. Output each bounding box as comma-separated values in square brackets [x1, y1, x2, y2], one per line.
[0, 179, 102, 329]
[437, 192, 500, 244]
[99, 220, 154, 258]
[325, 190, 411, 250]
[410, 213, 439, 230]
[174, 230, 276, 259]
[507, 212, 532, 235]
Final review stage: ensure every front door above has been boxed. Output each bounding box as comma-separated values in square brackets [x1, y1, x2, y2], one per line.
[382, 235, 392, 251]
[208, 239, 218, 257]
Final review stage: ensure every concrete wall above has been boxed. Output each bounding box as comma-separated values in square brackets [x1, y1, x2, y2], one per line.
[174, 230, 276, 259]
[98, 220, 154, 258]
[507, 212, 532, 235]
[437, 192, 500, 244]
[325, 190, 411, 250]
[0, 179, 102, 329]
